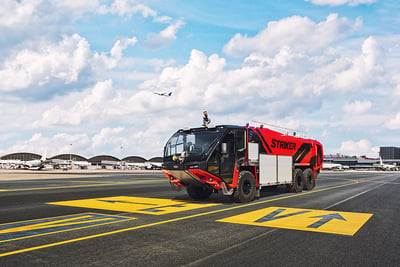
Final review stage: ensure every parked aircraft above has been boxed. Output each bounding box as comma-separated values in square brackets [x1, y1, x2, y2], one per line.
[379, 157, 398, 171]
[21, 152, 48, 170]
[322, 162, 347, 171]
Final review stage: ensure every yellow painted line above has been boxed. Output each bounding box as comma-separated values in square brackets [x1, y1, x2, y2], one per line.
[0, 180, 162, 192]
[68, 181, 126, 184]
[361, 181, 400, 185]
[319, 177, 360, 183]
[130, 177, 165, 180]
[0, 213, 135, 243]
[48, 196, 220, 215]
[218, 206, 373, 236]
[0, 174, 393, 257]
[0, 215, 96, 234]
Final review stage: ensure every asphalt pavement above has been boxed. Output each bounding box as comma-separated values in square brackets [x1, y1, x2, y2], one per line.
[0, 171, 398, 266]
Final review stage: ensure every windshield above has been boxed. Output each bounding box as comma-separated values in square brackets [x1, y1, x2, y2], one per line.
[164, 130, 222, 157]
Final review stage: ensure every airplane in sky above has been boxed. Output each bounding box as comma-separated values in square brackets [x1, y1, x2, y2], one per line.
[379, 157, 398, 171]
[153, 92, 172, 97]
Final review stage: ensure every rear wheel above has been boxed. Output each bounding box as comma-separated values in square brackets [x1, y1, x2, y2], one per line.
[303, 168, 315, 190]
[186, 185, 213, 200]
[231, 171, 256, 203]
[287, 169, 304, 193]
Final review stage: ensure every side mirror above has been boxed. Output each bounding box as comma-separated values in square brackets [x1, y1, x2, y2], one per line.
[221, 143, 228, 154]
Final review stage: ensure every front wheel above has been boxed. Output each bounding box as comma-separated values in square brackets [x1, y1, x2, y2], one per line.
[231, 171, 256, 203]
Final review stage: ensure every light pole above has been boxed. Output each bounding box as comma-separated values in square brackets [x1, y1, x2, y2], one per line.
[69, 144, 72, 169]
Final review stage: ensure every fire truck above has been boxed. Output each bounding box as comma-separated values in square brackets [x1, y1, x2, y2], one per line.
[162, 123, 323, 203]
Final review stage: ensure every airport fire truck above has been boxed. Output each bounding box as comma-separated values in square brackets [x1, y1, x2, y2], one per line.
[162, 123, 323, 203]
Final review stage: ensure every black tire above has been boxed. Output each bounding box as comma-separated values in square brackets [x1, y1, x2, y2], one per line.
[303, 168, 315, 190]
[287, 169, 304, 193]
[186, 185, 213, 200]
[231, 171, 256, 203]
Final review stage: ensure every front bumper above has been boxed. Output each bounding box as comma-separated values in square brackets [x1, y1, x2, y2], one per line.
[162, 169, 224, 190]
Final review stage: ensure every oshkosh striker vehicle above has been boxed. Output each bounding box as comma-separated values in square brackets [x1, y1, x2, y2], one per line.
[162, 123, 323, 203]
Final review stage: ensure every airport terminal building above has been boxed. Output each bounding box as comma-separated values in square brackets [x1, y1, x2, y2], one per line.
[380, 147, 400, 160]
[0, 152, 162, 170]
[1, 146, 400, 170]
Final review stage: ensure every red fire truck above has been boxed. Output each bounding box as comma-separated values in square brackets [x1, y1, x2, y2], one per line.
[162, 124, 323, 203]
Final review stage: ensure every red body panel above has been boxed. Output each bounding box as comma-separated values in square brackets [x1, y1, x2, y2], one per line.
[248, 126, 323, 170]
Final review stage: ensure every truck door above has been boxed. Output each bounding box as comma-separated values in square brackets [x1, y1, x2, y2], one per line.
[219, 129, 246, 183]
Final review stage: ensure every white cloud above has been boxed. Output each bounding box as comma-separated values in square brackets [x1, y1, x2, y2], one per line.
[343, 100, 372, 114]
[0, 0, 41, 27]
[385, 112, 400, 130]
[35, 80, 115, 127]
[223, 14, 362, 57]
[334, 36, 383, 91]
[111, 37, 137, 59]
[52, 0, 99, 17]
[7, 132, 91, 156]
[306, 0, 376, 6]
[92, 127, 125, 148]
[0, 34, 90, 91]
[339, 139, 379, 157]
[94, 37, 138, 69]
[142, 19, 185, 50]
[97, 0, 156, 18]
[154, 16, 173, 24]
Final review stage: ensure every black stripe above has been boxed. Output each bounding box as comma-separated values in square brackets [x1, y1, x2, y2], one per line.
[293, 143, 311, 163]
[255, 129, 272, 154]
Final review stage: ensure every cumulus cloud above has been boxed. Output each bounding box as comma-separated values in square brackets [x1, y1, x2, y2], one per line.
[35, 80, 115, 127]
[334, 36, 383, 91]
[223, 14, 362, 57]
[97, 0, 161, 20]
[142, 19, 185, 50]
[7, 132, 91, 156]
[0, 0, 41, 27]
[92, 127, 125, 148]
[343, 100, 372, 114]
[385, 112, 400, 130]
[0, 34, 91, 92]
[93, 37, 138, 69]
[305, 0, 376, 6]
[339, 139, 379, 157]
[4, 129, 138, 158]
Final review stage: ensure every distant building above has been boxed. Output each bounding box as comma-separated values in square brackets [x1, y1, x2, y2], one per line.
[380, 147, 400, 160]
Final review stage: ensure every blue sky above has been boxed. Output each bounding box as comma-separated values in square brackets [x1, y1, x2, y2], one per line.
[0, 0, 400, 158]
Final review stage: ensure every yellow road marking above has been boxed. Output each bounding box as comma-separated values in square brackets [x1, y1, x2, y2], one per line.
[0, 180, 162, 192]
[48, 196, 220, 215]
[0, 215, 96, 234]
[0, 174, 394, 257]
[0, 213, 135, 243]
[68, 181, 127, 184]
[218, 207, 373, 236]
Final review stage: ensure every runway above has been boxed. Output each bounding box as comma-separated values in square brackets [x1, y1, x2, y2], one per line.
[0, 171, 399, 266]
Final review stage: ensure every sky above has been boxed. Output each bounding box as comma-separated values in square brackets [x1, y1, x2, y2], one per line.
[1, 0, 400, 159]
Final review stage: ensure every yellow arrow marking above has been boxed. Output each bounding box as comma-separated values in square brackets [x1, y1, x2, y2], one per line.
[218, 207, 373, 236]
